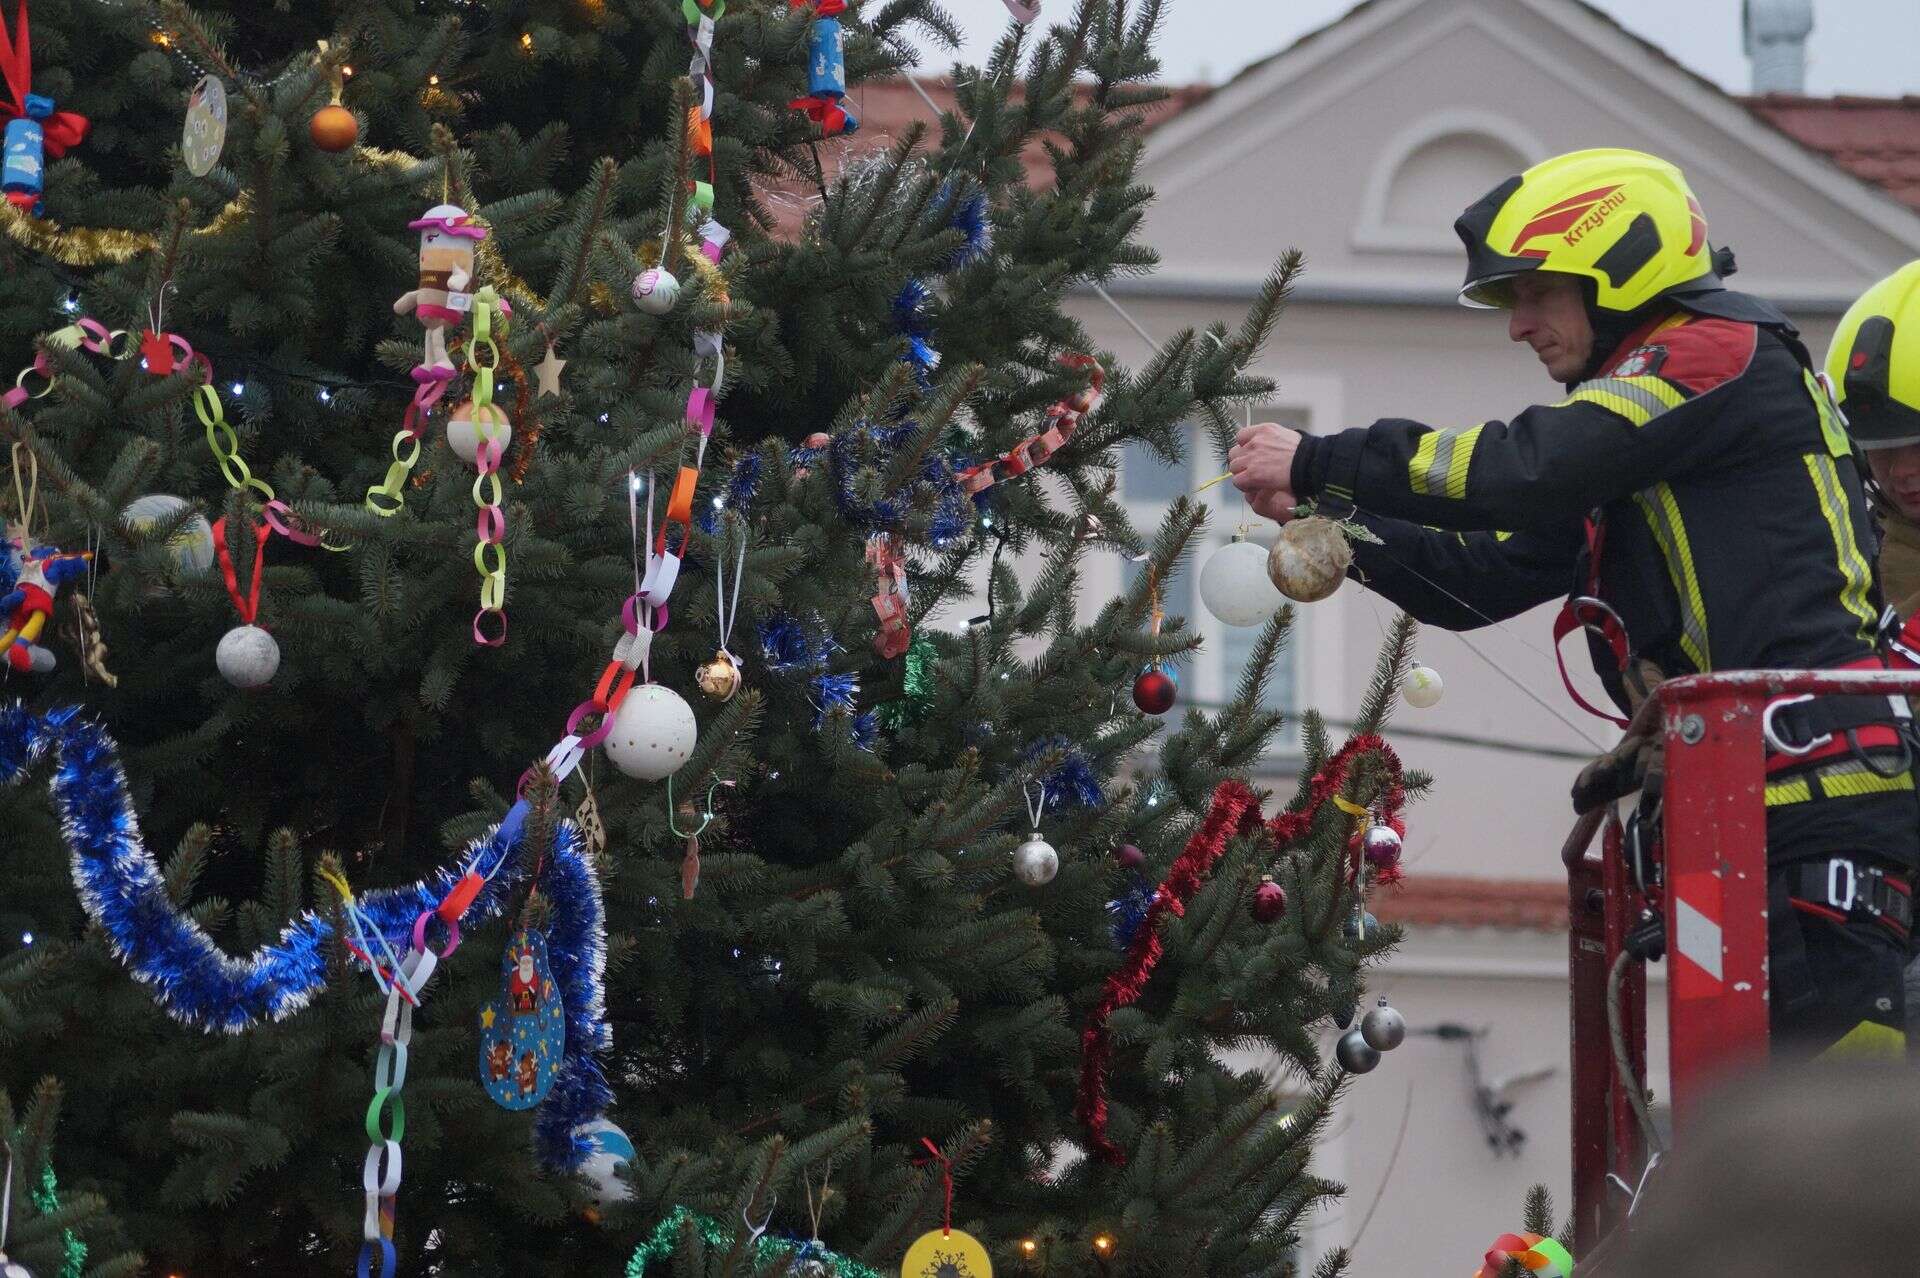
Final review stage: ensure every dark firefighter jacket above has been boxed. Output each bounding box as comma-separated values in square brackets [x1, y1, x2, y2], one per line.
[1288, 287, 1920, 869]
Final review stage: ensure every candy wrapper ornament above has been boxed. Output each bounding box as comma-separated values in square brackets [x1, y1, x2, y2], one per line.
[0, 2, 89, 217]
[478, 925, 567, 1110]
[396, 204, 487, 379]
[788, 0, 858, 135]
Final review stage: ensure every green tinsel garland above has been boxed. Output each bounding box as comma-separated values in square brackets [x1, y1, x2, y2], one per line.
[876, 633, 937, 731]
[28, 1164, 87, 1278]
[625, 1204, 885, 1278]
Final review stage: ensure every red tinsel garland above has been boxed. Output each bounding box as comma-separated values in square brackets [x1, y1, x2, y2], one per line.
[1075, 733, 1406, 1165]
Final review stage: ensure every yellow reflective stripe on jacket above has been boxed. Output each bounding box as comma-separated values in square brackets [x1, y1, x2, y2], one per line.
[1805, 369, 1852, 459]
[1803, 452, 1877, 640]
[1632, 482, 1710, 672]
[1764, 758, 1915, 806]
[1408, 424, 1483, 499]
[1559, 375, 1687, 427]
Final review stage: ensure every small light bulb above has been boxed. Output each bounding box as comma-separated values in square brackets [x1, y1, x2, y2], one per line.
[59, 293, 80, 314]
[599, 412, 611, 424]
[712, 495, 725, 509]
[520, 32, 534, 49]
[342, 64, 354, 77]
[19, 931, 32, 946]
[1020, 1240, 1038, 1257]
[152, 31, 172, 47]
[628, 473, 642, 493]
[1093, 1235, 1114, 1254]
[428, 73, 441, 87]
[230, 380, 244, 396]
[318, 387, 333, 403]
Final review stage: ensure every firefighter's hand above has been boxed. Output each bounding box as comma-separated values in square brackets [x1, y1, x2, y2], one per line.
[1229, 422, 1301, 513]
[1248, 489, 1298, 524]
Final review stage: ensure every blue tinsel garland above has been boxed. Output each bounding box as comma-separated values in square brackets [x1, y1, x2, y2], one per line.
[1022, 734, 1105, 810]
[0, 703, 611, 1170]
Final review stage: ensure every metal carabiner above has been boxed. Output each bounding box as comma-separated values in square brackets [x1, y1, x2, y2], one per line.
[1762, 693, 1829, 757]
[1828, 858, 1859, 914]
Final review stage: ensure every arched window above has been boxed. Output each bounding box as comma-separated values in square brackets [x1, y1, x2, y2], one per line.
[1355, 113, 1544, 253]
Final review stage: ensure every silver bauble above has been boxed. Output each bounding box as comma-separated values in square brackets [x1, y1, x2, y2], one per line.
[1361, 997, 1407, 1052]
[216, 624, 280, 689]
[1267, 516, 1352, 603]
[1012, 833, 1059, 887]
[1335, 1026, 1381, 1074]
[631, 267, 681, 315]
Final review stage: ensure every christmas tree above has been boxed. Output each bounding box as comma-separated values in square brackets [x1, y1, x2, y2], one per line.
[0, 0, 1424, 1274]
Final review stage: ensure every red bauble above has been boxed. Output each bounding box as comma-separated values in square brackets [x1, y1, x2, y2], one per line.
[309, 104, 359, 152]
[1115, 843, 1145, 870]
[1252, 875, 1287, 923]
[1132, 669, 1176, 716]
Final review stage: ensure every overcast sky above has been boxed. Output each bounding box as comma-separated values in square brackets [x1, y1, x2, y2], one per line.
[908, 0, 1919, 95]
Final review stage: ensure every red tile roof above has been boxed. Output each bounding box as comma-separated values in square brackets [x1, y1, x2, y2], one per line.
[1742, 95, 1920, 213]
[763, 76, 1211, 236]
[1373, 875, 1566, 932]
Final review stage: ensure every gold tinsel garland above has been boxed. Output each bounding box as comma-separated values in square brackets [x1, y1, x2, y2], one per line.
[0, 194, 253, 266]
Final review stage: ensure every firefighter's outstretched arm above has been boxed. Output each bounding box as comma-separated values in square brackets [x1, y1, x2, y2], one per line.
[1346, 513, 1578, 630]
[1268, 322, 1768, 532]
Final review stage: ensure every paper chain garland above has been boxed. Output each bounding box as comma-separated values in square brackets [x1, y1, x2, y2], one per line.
[1075, 734, 1405, 1164]
[957, 353, 1104, 497]
[0, 703, 614, 1171]
[626, 1204, 885, 1278]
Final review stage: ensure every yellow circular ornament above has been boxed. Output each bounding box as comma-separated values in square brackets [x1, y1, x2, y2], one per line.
[901, 1229, 993, 1278]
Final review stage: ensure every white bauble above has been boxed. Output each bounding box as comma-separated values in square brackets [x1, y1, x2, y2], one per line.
[1199, 534, 1286, 627]
[1267, 516, 1352, 603]
[216, 624, 280, 689]
[1403, 664, 1445, 708]
[603, 683, 697, 781]
[446, 399, 512, 467]
[572, 1118, 636, 1209]
[121, 494, 215, 575]
[1012, 833, 1059, 887]
[0, 1251, 36, 1278]
[631, 267, 681, 315]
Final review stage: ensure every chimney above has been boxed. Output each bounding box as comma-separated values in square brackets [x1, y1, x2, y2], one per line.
[1743, 0, 1814, 95]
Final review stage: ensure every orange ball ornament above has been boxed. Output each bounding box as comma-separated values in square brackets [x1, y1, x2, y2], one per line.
[309, 103, 359, 152]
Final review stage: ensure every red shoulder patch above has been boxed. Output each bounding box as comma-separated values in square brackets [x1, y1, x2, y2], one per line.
[1632, 316, 1757, 394]
[1609, 344, 1667, 378]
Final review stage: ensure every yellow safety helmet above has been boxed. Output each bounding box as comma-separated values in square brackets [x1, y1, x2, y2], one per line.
[1454, 148, 1716, 312]
[1825, 261, 1920, 450]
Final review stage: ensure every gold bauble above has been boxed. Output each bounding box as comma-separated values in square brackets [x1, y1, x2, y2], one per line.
[1267, 516, 1353, 602]
[696, 652, 741, 701]
[309, 104, 360, 152]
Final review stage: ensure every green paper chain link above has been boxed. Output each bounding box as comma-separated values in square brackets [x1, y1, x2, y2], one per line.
[625, 1205, 885, 1278]
[29, 1163, 87, 1278]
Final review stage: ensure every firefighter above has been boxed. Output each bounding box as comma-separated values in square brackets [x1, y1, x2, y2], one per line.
[1826, 260, 1920, 1041]
[1827, 261, 1920, 616]
[1229, 148, 1919, 1059]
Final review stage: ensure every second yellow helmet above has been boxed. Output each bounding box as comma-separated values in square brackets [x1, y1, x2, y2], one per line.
[1454, 148, 1716, 313]
[1826, 261, 1920, 450]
